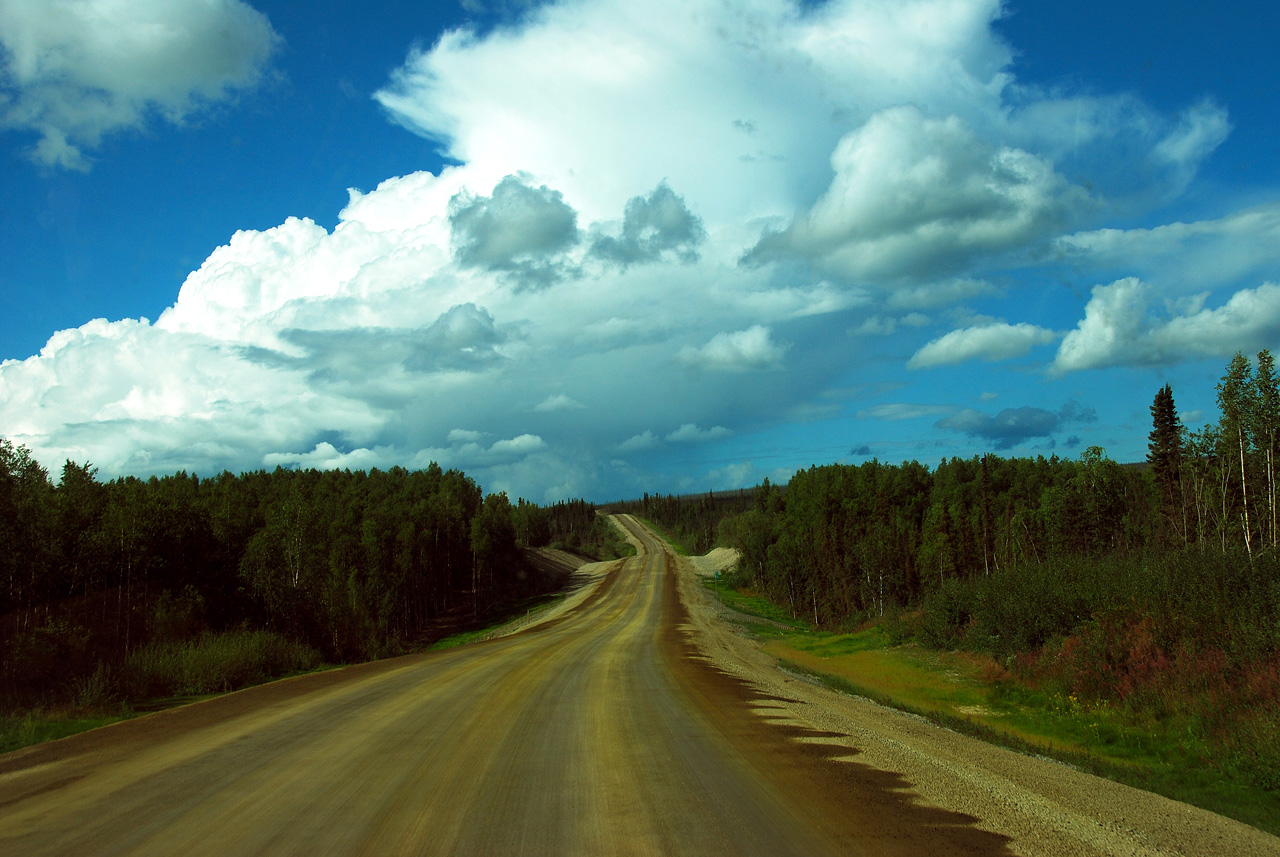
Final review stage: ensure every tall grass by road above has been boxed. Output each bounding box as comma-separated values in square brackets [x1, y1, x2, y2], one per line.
[0, 628, 322, 755]
[122, 629, 321, 698]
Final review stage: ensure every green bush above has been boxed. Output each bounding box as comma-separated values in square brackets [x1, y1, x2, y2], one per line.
[969, 557, 1097, 657]
[70, 662, 116, 710]
[123, 629, 320, 697]
[149, 586, 207, 642]
[2, 619, 93, 703]
[919, 577, 974, 649]
[1222, 703, 1280, 792]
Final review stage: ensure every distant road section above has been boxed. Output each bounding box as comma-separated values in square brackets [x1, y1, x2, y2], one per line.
[1, 515, 1274, 856]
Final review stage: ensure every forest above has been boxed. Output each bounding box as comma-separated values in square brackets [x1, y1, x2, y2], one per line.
[0, 455, 620, 715]
[603, 489, 756, 555]
[692, 351, 1280, 792]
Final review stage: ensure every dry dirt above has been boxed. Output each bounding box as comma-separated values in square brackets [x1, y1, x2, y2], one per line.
[687, 546, 741, 578]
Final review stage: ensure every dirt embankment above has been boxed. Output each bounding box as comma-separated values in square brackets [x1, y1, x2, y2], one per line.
[686, 546, 739, 577]
[667, 541, 1280, 857]
[495, 548, 620, 637]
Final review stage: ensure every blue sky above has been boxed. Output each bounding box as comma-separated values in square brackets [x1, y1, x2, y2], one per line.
[1, 0, 1278, 502]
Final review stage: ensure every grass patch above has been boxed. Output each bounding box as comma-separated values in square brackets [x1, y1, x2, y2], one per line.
[1, 588, 583, 756]
[592, 519, 638, 560]
[764, 630, 1280, 836]
[553, 517, 637, 561]
[0, 665, 343, 756]
[703, 581, 809, 629]
[0, 710, 135, 755]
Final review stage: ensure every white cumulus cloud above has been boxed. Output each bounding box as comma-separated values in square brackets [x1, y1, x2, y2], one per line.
[666, 424, 730, 443]
[0, 0, 1246, 499]
[745, 106, 1090, 282]
[534, 393, 584, 412]
[617, 430, 657, 453]
[263, 443, 389, 472]
[677, 326, 787, 372]
[1054, 200, 1280, 291]
[909, 322, 1056, 368]
[857, 403, 954, 421]
[490, 433, 547, 456]
[0, 0, 279, 169]
[1053, 278, 1280, 372]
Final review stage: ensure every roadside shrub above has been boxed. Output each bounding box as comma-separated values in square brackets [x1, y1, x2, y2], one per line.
[0, 715, 38, 754]
[1056, 610, 1157, 704]
[976, 555, 1129, 658]
[1219, 704, 1280, 792]
[149, 586, 206, 642]
[2, 619, 93, 704]
[880, 606, 922, 646]
[123, 629, 320, 698]
[70, 661, 116, 710]
[919, 577, 974, 649]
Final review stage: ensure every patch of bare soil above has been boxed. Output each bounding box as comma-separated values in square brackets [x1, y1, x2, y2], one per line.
[669, 551, 1280, 857]
[687, 546, 740, 578]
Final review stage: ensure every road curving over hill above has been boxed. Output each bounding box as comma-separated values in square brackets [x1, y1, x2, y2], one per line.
[0, 515, 1274, 856]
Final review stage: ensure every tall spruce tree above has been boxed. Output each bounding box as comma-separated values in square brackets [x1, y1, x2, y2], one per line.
[1148, 383, 1185, 543]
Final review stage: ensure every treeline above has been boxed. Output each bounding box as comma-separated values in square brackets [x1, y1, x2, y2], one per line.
[712, 353, 1280, 787]
[603, 489, 756, 554]
[719, 351, 1280, 631]
[720, 451, 1153, 624]
[0, 447, 590, 709]
[513, 498, 633, 560]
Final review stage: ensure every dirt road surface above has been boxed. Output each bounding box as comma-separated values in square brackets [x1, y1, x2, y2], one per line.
[0, 515, 1274, 856]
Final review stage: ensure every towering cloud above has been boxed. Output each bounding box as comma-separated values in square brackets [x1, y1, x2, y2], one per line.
[745, 106, 1089, 282]
[0, 0, 1244, 498]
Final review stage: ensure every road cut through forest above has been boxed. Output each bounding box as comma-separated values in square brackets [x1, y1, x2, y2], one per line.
[0, 515, 1275, 856]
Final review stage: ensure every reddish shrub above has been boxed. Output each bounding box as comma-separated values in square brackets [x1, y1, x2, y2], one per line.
[1115, 615, 1170, 699]
[1012, 648, 1041, 680]
[1240, 654, 1280, 709]
[981, 658, 1012, 685]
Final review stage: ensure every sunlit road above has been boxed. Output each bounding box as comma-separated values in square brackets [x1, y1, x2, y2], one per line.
[0, 515, 1006, 856]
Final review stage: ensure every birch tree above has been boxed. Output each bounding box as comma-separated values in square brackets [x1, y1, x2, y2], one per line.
[1217, 352, 1255, 558]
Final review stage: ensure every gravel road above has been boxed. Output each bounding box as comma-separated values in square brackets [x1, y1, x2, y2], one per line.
[0, 514, 1274, 856]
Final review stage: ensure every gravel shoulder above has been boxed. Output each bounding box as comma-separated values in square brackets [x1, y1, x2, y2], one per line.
[665, 534, 1280, 857]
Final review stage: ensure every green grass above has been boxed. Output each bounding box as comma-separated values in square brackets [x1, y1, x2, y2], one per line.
[756, 620, 1280, 836]
[2, 583, 581, 756]
[553, 518, 636, 561]
[593, 520, 638, 559]
[701, 579, 809, 629]
[0, 710, 135, 755]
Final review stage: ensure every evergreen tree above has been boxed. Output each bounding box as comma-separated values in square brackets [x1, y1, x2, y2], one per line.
[1147, 383, 1185, 543]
